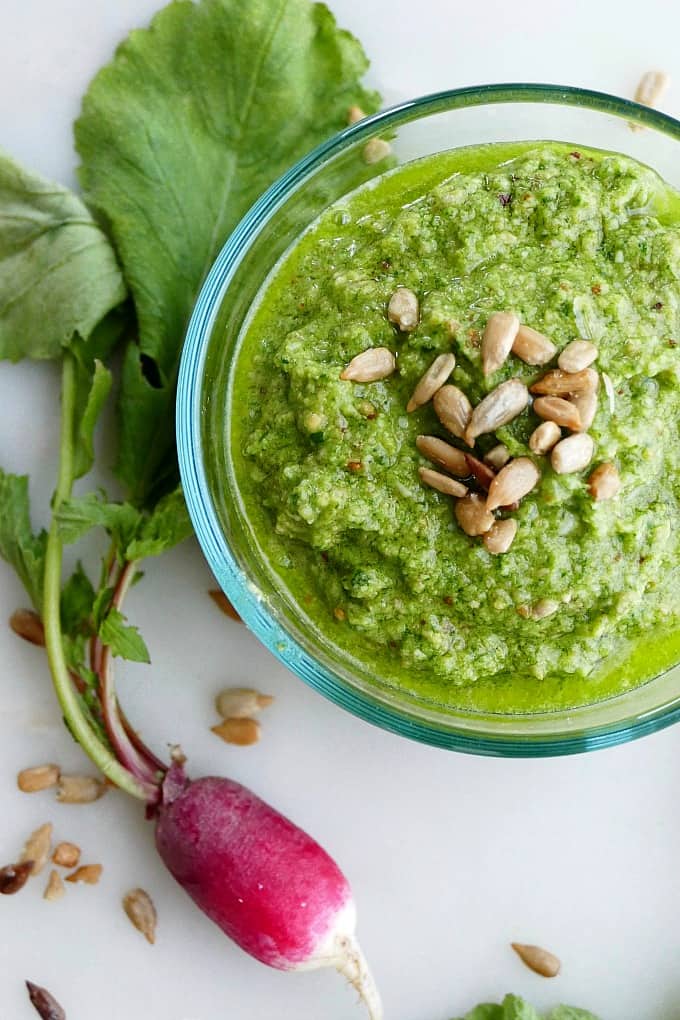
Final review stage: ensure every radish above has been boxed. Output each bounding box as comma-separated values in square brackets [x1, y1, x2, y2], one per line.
[155, 762, 382, 1018]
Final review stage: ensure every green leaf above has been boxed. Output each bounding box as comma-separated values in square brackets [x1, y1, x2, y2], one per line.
[99, 606, 150, 663]
[451, 999, 601, 1020]
[125, 485, 193, 560]
[92, 586, 114, 631]
[56, 493, 142, 547]
[73, 359, 113, 480]
[452, 1007, 503, 1020]
[75, 0, 380, 505]
[0, 470, 47, 612]
[61, 562, 96, 636]
[0, 148, 127, 362]
[549, 1009, 601, 1020]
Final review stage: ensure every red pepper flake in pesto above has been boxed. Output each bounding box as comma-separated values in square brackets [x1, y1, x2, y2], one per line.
[347, 460, 363, 472]
[26, 981, 66, 1020]
[498, 193, 512, 207]
[443, 595, 454, 606]
[333, 607, 346, 621]
[591, 283, 602, 295]
[380, 258, 392, 272]
[668, 338, 677, 348]
[569, 151, 582, 159]
[653, 301, 664, 310]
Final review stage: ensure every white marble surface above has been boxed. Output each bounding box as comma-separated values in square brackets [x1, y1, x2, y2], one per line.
[1, 2, 680, 1018]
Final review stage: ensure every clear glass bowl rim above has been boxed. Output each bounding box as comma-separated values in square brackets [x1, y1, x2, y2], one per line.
[177, 82, 680, 757]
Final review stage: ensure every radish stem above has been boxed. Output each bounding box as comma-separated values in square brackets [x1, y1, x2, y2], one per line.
[42, 353, 150, 801]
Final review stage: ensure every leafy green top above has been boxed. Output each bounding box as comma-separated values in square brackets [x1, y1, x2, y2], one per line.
[75, 0, 380, 505]
[453, 995, 600, 1020]
[0, 149, 126, 362]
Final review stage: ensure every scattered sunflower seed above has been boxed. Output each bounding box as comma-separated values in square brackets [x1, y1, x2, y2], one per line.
[123, 887, 157, 945]
[557, 339, 598, 373]
[529, 420, 561, 455]
[531, 598, 560, 620]
[415, 435, 469, 476]
[418, 467, 468, 498]
[211, 717, 261, 746]
[533, 395, 582, 431]
[25, 980, 66, 1020]
[407, 352, 455, 412]
[483, 518, 518, 555]
[44, 870, 65, 903]
[1, 861, 34, 894]
[484, 444, 511, 470]
[9, 608, 45, 646]
[216, 688, 274, 719]
[511, 942, 561, 978]
[52, 842, 80, 869]
[17, 764, 60, 794]
[530, 367, 598, 397]
[433, 385, 473, 442]
[65, 864, 102, 885]
[511, 324, 557, 366]
[362, 137, 392, 164]
[486, 457, 540, 511]
[454, 494, 495, 536]
[481, 311, 520, 376]
[630, 71, 670, 129]
[465, 379, 529, 445]
[387, 287, 419, 332]
[209, 589, 243, 622]
[551, 432, 595, 474]
[571, 389, 598, 431]
[56, 775, 107, 804]
[20, 822, 52, 876]
[588, 462, 621, 501]
[340, 346, 396, 382]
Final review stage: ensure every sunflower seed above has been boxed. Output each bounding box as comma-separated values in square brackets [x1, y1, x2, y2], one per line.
[211, 717, 261, 746]
[415, 435, 469, 476]
[52, 842, 81, 869]
[363, 138, 392, 164]
[454, 494, 495, 536]
[9, 608, 45, 646]
[482, 311, 520, 376]
[20, 823, 52, 876]
[347, 105, 365, 124]
[484, 444, 511, 470]
[17, 764, 60, 793]
[66, 863, 102, 885]
[215, 688, 274, 719]
[407, 353, 456, 412]
[464, 453, 495, 491]
[433, 385, 473, 442]
[56, 775, 107, 804]
[486, 457, 540, 511]
[511, 942, 561, 977]
[634, 70, 670, 109]
[557, 340, 598, 373]
[483, 518, 518, 554]
[25, 981, 66, 1020]
[418, 467, 468, 498]
[0, 861, 33, 894]
[123, 887, 157, 945]
[511, 325, 557, 365]
[533, 395, 582, 431]
[465, 379, 529, 445]
[340, 347, 396, 382]
[572, 389, 598, 431]
[530, 367, 598, 397]
[529, 420, 561, 455]
[387, 287, 419, 332]
[551, 433, 595, 474]
[44, 870, 65, 902]
[588, 462, 621, 501]
[532, 598, 559, 619]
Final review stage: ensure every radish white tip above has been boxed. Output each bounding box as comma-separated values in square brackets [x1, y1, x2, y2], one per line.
[335, 934, 383, 1020]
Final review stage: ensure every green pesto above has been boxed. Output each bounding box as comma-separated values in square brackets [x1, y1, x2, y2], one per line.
[231, 142, 680, 713]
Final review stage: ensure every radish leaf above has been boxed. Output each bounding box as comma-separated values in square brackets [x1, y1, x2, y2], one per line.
[99, 606, 151, 663]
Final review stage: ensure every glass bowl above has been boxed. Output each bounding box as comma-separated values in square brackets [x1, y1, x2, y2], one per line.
[177, 83, 680, 757]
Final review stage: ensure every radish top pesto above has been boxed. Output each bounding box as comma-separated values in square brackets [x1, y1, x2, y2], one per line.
[231, 143, 680, 713]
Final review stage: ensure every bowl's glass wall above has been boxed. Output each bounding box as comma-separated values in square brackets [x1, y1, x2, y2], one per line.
[178, 85, 680, 755]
